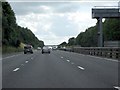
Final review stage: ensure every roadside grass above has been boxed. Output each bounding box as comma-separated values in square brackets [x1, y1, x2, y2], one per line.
[2, 46, 23, 54]
[2, 42, 26, 54]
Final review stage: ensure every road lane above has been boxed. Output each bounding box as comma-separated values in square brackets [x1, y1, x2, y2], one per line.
[3, 51, 85, 88]
[52, 50, 119, 87]
[2, 50, 119, 88]
[2, 51, 40, 79]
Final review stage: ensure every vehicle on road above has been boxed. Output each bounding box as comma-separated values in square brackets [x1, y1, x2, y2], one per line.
[42, 46, 50, 54]
[24, 45, 33, 54]
[37, 47, 41, 50]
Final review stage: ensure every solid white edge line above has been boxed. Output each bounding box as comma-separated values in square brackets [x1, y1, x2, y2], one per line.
[2, 54, 21, 60]
[87, 55, 119, 63]
[73, 52, 119, 63]
[79, 54, 85, 56]
[3, 55, 15, 59]
[13, 68, 20, 72]
[77, 66, 85, 70]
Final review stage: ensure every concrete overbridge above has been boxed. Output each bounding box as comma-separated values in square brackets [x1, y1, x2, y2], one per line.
[92, 8, 120, 18]
[92, 6, 120, 47]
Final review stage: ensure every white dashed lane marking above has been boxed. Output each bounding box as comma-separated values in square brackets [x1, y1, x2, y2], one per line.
[114, 86, 120, 90]
[67, 60, 70, 62]
[61, 57, 63, 59]
[21, 64, 24, 66]
[25, 61, 28, 63]
[77, 66, 85, 70]
[71, 62, 74, 64]
[13, 68, 20, 72]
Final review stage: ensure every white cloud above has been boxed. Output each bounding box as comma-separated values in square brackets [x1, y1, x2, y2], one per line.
[42, 23, 52, 31]
[36, 34, 72, 45]
[66, 11, 97, 32]
[40, 5, 51, 10]
[9, 1, 119, 45]
[68, 11, 90, 23]
[16, 13, 52, 32]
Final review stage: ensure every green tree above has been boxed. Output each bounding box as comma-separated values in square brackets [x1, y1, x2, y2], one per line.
[2, 2, 44, 49]
[103, 18, 120, 41]
[59, 41, 67, 47]
[68, 37, 76, 46]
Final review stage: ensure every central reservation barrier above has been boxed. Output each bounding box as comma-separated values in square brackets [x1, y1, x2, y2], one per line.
[60, 47, 120, 60]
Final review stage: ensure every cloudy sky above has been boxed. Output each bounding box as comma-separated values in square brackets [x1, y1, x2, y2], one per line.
[7, 0, 119, 45]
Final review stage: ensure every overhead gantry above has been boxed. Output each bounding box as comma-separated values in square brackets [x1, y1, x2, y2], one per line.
[92, 6, 120, 47]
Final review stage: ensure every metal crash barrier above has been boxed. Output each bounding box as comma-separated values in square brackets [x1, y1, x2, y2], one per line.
[62, 47, 120, 60]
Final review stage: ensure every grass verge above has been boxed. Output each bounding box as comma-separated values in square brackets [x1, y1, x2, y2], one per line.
[2, 46, 23, 54]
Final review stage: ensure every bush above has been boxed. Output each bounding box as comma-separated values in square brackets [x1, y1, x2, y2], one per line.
[2, 46, 23, 54]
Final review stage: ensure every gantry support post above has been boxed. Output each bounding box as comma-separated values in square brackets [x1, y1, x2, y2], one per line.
[92, 7, 120, 47]
[97, 17, 103, 47]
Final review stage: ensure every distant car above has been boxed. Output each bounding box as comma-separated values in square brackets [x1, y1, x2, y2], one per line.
[52, 46, 57, 50]
[37, 47, 41, 50]
[42, 46, 50, 54]
[24, 45, 33, 54]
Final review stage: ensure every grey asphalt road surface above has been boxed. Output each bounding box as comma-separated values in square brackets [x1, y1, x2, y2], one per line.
[2, 50, 119, 89]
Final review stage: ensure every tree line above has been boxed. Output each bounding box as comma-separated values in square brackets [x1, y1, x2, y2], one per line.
[59, 18, 120, 47]
[2, 2, 44, 48]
